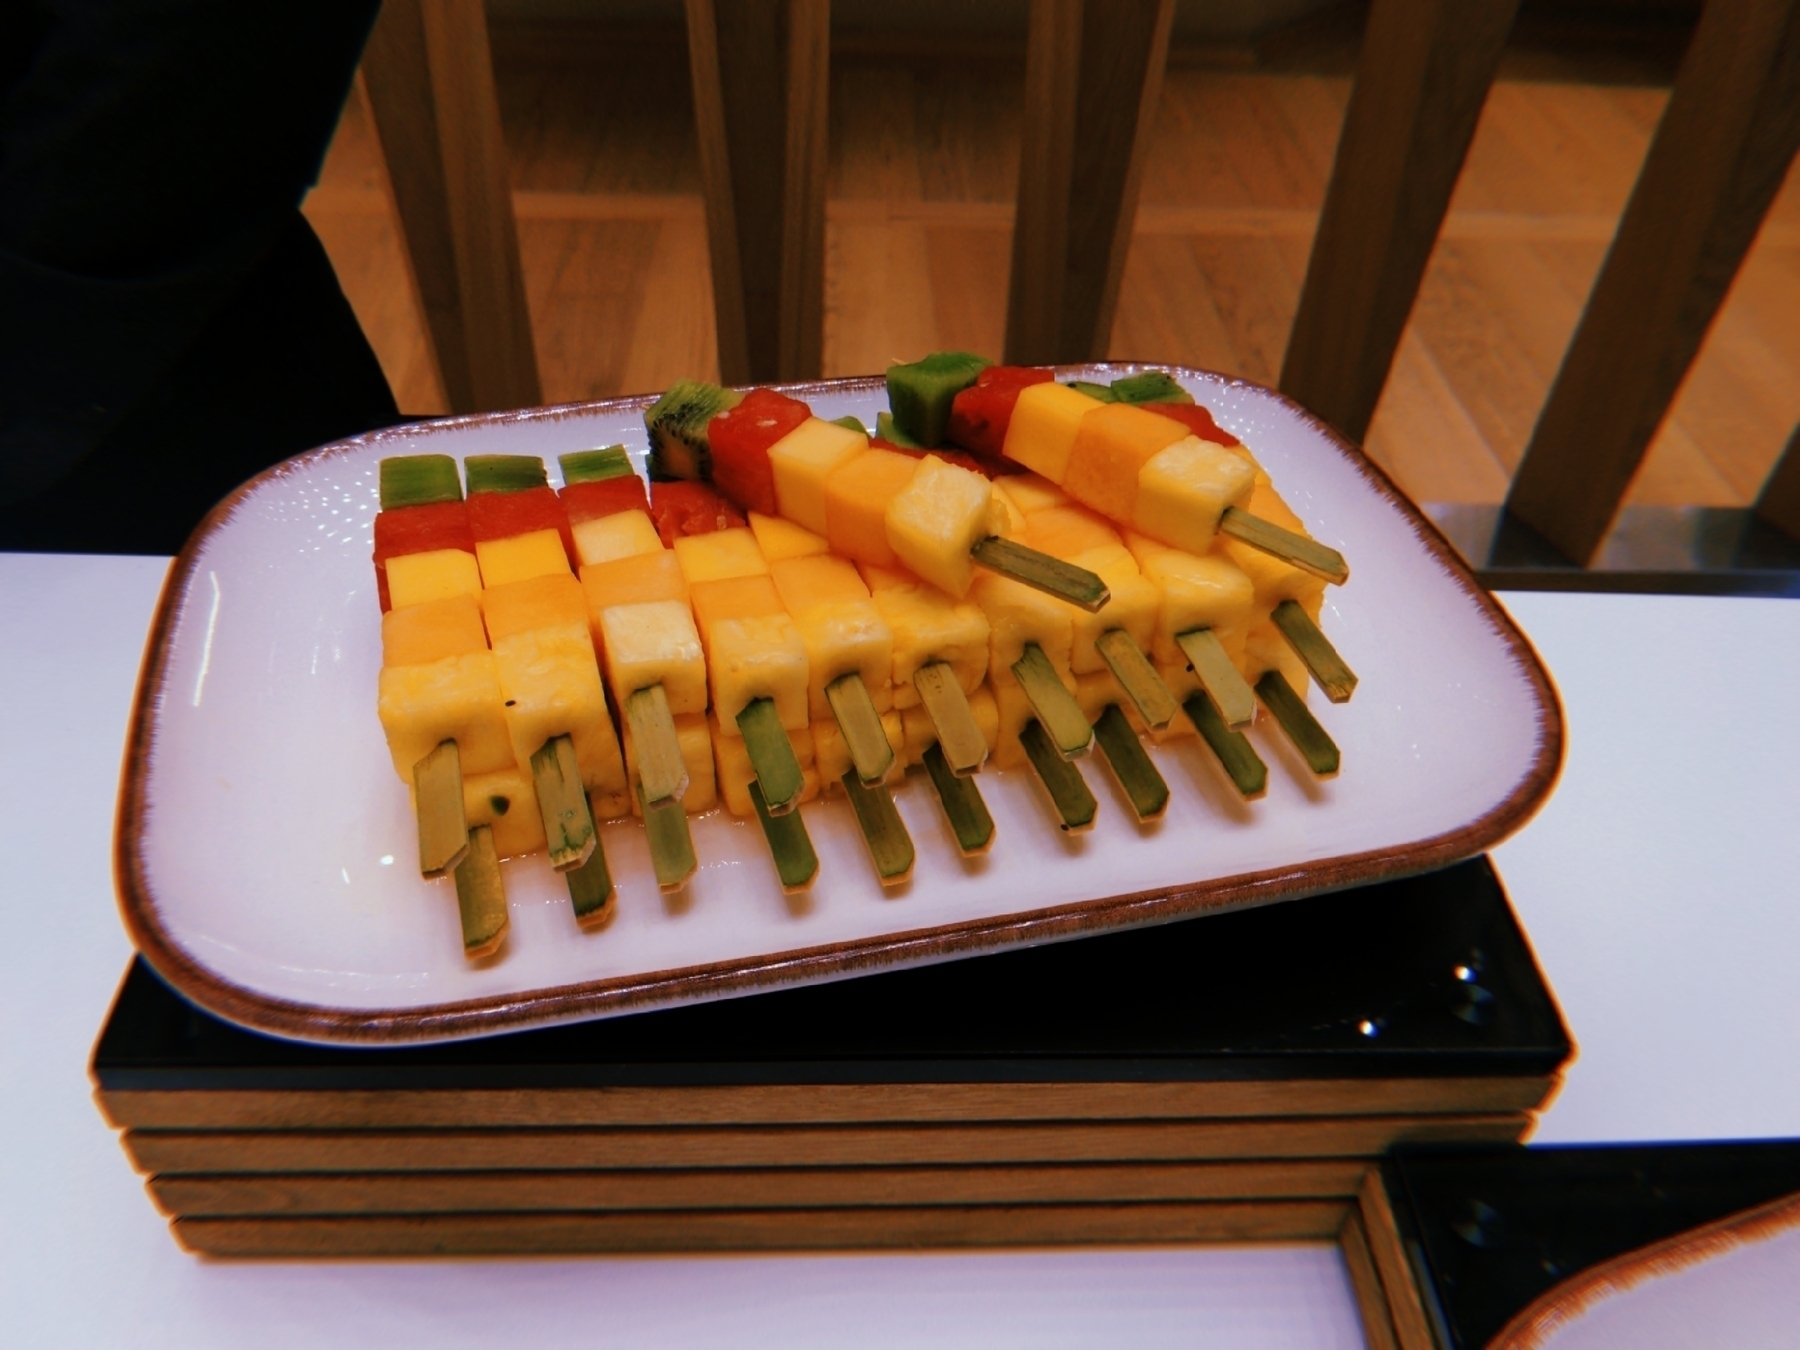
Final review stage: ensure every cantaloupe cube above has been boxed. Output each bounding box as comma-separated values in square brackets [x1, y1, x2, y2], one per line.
[1003, 382, 1102, 482]
[711, 714, 818, 817]
[386, 547, 482, 610]
[461, 765, 547, 858]
[860, 563, 989, 707]
[1065, 403, 1188, 523]
[480, 573, 587, 644]
[900, 684, 998, 764]
[1133, 436, 1257, 554]
[995, 473, 1073, 517]
[625, 712, 717, 816]
[770, 555, 894, 716]
[1219, 472, 1330, 610]
[1125, 532, 1256, 666]
[580, 549, 688, 655]
[489, 624, 629, 815]
[823, 447, 919, 568]
[599, 599, 707, 715]
[969, 571, 1075, 690]
[885, 455, 1003, 598]
[381, 594, 487, 668]
[377, 651, 516, 782]
[815, 709, 904, 786]
[572, 509, 662, 567]
[768, 418, 868, 535]
[689, 575, 809, 732]
[672, 526, 769, 584]
[474, 527, 570, 588]
[748, 510, 829, 561]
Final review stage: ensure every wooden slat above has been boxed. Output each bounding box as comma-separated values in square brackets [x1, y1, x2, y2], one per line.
[1755, 423, 1800, 541]
[172, 1199, 1352, 1258]
[94, 1076, 1560, 1131]
[149, 1158, 1370, 1218]
[1357, 1167, 1438, 1350]
[1279, 0, 1519, 444]
[123, 1113, 1529, 1176]
[683, 0, 828, 383]
[1338, 1204, 1403, 1350]
[1005, 0, 1176, 364]
[1505, 0, 1800, 564]
[359, 0, 542, 413]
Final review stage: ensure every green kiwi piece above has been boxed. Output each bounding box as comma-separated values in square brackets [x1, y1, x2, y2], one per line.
[558, 446, 634, 484]
[1066, 380, 1118, 402]
[465, 454, 548, 494]
[1109, 370, 1193, 405]
[379, 455, 463, 509]
[831, 415, 869, 435]
[885, 351, 991, 447]
[875, 411, 924, 448]
[644, 379, 743, 482]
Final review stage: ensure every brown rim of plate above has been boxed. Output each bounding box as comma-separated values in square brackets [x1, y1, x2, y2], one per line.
[110, 365, 1567, 1045]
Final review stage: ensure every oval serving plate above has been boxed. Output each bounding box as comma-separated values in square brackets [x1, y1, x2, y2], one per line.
[115, 365, 1562, 1045]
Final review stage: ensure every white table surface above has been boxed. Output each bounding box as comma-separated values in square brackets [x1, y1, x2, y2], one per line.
[1, 552, 1795, 1348]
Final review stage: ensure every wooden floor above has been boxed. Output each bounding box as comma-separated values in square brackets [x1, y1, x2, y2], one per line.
[303, 20, 1800, 510]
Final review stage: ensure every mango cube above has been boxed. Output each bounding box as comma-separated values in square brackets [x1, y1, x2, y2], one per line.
[377, 652, 516, 782]
[748, 510, 829, 562]
[860, 562, 990, 708]
[572, 509, 662, 566]
[386, 547, 482, 610]
[599, 599, 707, 715]
[672, 526, 769, 584]
[995, 473, 1072, 517]
[1064, 403, 1188, 523]
[689, 575, 810, 732]
[885, 455, 1004, 598]
[768, 418, 867, 536]
[381, 594, 487, 668]
[474, 527, 570, 588]
[823, 447, 919, 568]
[625, 711, 717, 816]
[1003, 382, 1102, 483]
[1133, 436, 1256, 554]
[770, 554, 894, 716]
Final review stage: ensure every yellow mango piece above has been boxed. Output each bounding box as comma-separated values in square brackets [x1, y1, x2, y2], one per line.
[885, 455, 1003, 598]
[991, 679, 1037, 771]
[770, 555, 894, 716]
[462, 765, 547, 859]
[625, 712, 717, 816]
[474, 528, 570, 588]
[377, 651, 515, 782]
[490, 625, 629, 813]
[571, 509, 662, 567]
[969, 571, 1074, 690]
[1133, 436, 1257, 554]
[672, 526, 769, 585]
[748, 510, 829, 562]
[690, 575, 809, 731]
[600, 599, 707, 715]
[768, 418, 868, 535]
[823, 448, 919, 568]
[1067, 558, 1159, 676]
[381, 594, 487, 668]
[711, 714, 818, 817]
[815, 709, 905, 786]
[860, 562, 989, 708]
[1126, 532, 1256, 666]
[995, 473, 1072, 517]
[386, 547, 482, 610]
[1065, 403, 1188, 523]
[480, 573, 587, 644]
[1003, 382, 1102, 483]
[1073, 669, 1128, 724]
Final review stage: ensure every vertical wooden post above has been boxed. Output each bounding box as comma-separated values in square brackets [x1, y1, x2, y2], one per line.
[1754, 424, 1800, 542]
[1278, 0, 1518, 445]
[1506, 0, 1800, 565]
[1004, 0, 1175, 366]
[360, 0, 542, 413]
[685, 0, 830, 385]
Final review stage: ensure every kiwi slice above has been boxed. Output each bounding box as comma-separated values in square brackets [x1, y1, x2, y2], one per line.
[559, 446, 634, 484]
[1110, 370, 1193, 405]
[875, 411, 924, 449]
[644, 380, 743, 482]
[885, 351, 991, 447]
[465, 454, 548, 494]
[379, 454, 463, 510]
[831, 414, 869, 435]
[1066, 380, 1118, 403]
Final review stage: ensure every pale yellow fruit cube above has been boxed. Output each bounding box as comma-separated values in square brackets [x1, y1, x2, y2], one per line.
[672, 526, 769, 584]
[770, 555, 894, 717]
[1219, 471, 1330, 610]
[768, 418, 867, 536]
[969, 571, 1075, 690]
[386, 548, 482, 610]
[1133, 436, 1257, 554]
[884, 455, 1004, 598]
[861, 564, 989, 708]
[995, 473, 1073, 517]
[571, 509, 662, 567]
[1073, 669, 1128, 724]
[599, 599, 707, 715]
[1241, 598, 1320, 703]
[814, 709, 904, 787]
[710, 714, 817, 817]
[377, 651, 515, 782]
[1002, 382, 1102, 483]
[490, 623, 629, 815]
[900, 684, 999, 765]
[1125, 532, 1257, 667]
[703, 614, 810, 732]
[748, 510, 829, 561]
[625, 711, 717, 816]
[475, 527, 570, 588]
[991, 678, 1038, 771]
[1067, 555, 1159, 676]
[462, 766, 547, 858]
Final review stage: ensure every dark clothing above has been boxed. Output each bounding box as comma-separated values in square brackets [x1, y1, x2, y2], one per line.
[0, 0, 399, 555]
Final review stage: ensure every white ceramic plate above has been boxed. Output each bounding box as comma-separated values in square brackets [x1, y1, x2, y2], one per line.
[116, 366, 1562, 1044]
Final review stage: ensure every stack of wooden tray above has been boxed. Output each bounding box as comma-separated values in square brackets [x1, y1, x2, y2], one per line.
[93, 856, 1571, 1258]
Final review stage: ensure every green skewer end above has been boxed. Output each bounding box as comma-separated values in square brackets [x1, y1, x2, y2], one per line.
[750, 781, 819, 893]
[841, 772, 916, 885]
[1093, 704, 1170, 822]
[922, 743, 996, 854]
[452, 825, 509, 958]
[1095, 628, 1180, 731]
[1256, 670, 1340, 776]
[1175, 626, 1257, 729]
[412, 738, 469, 879]
[640, 788, 698, 892]
[564, 816, 615, 924]
[1012, 643, 1093, 759]
[1020, 719, 1099, 832]
[971, 535, 1111, 613]
[1184, 693, 1268, 800]
[735, 697, 805, 816]
[530, 734, 598, 872]
[1218, 506, 1348, 585]
[913, 662, 988, 775]
[825, 672, 896, 785]
[625, 684, 690, 804]
[1270, 599, 1358, 702]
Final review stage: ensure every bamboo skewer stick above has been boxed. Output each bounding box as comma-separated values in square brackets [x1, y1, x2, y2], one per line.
[970, 536, 1112, 612]
[452, 825, 509, 957]
[841, 772, 916, 885]
[639, 787, 698, 892]
[749, 781, 819, 893]
[921, 743, 995, 854]
[1019, 719, 1099, 832]
[1270, 600, 1358, 702]
[1218, 508, 1348, 585]
[412, 739, 469, 878]
[623, 685, 689, 804]
[1011, 643, 1093, 759]
[528, 734, 598, 871]
[912, 662, 987, 776]
[1256, 671, 1340, 777]
[1176, 628, 1257, 729]
[1183, 693, 1268, 800]
[1095, 629, 1180, 731]
[563, 804, 615, 925]
[824, 672, 895, 785]
[1091, 704, 1171, 823]
[735, 697, 805, 815]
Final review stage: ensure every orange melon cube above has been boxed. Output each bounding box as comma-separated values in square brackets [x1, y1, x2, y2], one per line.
[480, 573, 587, 644]
[823, 448, 919, 568]
[1064, 403, 1188, 524]
[672, 526, 769, 584]
[381, 594, 487, 668]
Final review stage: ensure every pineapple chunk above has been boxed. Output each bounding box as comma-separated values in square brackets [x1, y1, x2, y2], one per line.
[815, 709, 905, 785]
[572, 509, 662, 567]
[474, 528, 570, 588]
[860, 563, 990, 708]
[689, 575, 810, 732]
[461, 765, 547, 858]
[625, 712, 717, 816]
[381, 594, 487, 668]
[1064, 403, 1188, 523]
[770, 555, 894, 717]
[386, 547, 481, 610]
[599, 599, 707, 715]
[672, 526, 769, 584]
[969, 571, 1075, 691]
[489, 623, 630, 816]
[767, 418, 868, 535]
[711, 714, 818, 817]
[377, 651, 516, 782]
[1002, 382, 1102, 483]
[884, 455, 1004, 598]
[1133, 436, 1256, 554]
[748, 510, 829, 561]
[1125, 532, 1256, 667]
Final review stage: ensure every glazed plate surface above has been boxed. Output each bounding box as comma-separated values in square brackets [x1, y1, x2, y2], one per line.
[116, 366, 1561, 1044]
